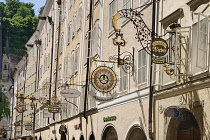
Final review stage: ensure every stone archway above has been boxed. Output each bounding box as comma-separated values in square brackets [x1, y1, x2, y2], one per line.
[126, 126, 147, 140]
[166, 108, 201, 140]
[102, 126, 118, 140]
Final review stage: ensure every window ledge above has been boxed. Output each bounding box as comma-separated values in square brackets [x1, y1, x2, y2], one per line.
[160, 8, 184, 29]
[187, 0, 209, 11]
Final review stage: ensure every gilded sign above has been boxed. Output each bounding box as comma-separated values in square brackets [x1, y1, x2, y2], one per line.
[152, 38, 168, 56]
[48, 105, 60, 113]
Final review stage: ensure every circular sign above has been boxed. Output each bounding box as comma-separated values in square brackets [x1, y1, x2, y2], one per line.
[60, 89, 81, 98]
[152, 38, 168, 56]
[91, 66, 117, 93]
[164, 106, 179, 118]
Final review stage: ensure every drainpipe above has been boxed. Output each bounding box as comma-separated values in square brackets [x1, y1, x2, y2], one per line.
[149, 0, 157, 139]
[84, 0, 93, 119]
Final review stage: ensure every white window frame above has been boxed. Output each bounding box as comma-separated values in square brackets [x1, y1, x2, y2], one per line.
[74, 44, 80, 73]
[109, 0, 117, 32]
[139, 0, 149, 6]
[59, 33, 64, 55]
[68, 22, 71, 44]
[92, 21, 102, 57]
[119, 66, 128, 92]
[83, 33, 89, 65]
[196, 13, 209, 69]
[137, 49, 148, 85]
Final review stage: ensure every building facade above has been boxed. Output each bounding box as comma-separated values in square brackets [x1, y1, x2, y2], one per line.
[10, 0, 210, 140]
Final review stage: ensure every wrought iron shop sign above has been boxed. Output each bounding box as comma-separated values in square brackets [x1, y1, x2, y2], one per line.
[48, 105, 60, 113]
[164, 106, 180, 117]
[152, 38, 168, 57]
[91, 66, 117, 93]
[14, 101, 27, 113]
[103, 116, 117, 122]
[25, 123, 32, 131]
[60, 89, 81, 98]
[152, 57, 166, 64]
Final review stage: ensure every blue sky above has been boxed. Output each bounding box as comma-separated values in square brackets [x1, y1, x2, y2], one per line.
[0, 0, 46, 16]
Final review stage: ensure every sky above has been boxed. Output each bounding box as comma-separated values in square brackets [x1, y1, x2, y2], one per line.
[0, 0, 46, 16]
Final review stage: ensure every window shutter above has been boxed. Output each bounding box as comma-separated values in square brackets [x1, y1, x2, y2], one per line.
[175, 27, 192, 75]
[196, 13, 209, 69]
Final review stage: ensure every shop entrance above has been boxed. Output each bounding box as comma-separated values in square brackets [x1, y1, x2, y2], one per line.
[126, 126, 147, 140]
[80, 135, 84, 140]
[89, 132, 95, 140]
[166, 109, 201, 140]
[177, 109, 200, 140]
[102, 126, 118, 140]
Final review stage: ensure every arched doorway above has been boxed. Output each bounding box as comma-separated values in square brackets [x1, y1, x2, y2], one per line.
[80, 135, 84, 140]
[166, 108, 201, 140]
[102, 126, 118, 140]
[72, 137, 75, 140]
[89, 132, 95, 140]
[126, 126, 147, 140]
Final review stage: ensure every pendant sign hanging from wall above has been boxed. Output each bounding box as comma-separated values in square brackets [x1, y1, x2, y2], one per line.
[164, 106, 180, 118]
[90, 66, 118, 102]
[151, 38, 168, 64]
[60, 89, 81, 98]
[48, 104, 60, 113]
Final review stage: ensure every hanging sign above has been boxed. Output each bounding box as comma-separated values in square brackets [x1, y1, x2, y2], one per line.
[152, 57, 166, 64]
[48, 105, 60, 113]
[91, 66, 117, 93]
[14, 101, 27, 113]
[60, 89, 81, 98]
[164, 106, 180, 117]
[43, 108, 51, 118]
[25, 123, 32, 131]
[89, 90, 118, 102]
[152, 38, 168, 56]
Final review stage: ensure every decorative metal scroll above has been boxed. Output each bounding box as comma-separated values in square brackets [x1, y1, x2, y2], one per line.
[113, 9, 152, 55]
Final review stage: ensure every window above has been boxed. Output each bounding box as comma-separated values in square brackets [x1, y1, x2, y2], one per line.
[72, 13, 77, 38]
[74, 45, 80, 73]
[62, 0, 66, 20]
[137, 50, 147, 85]
[69, 0, 73, 9]
[70, 52, 75, 77]
[54, 42, 58, 60]
[92, 21, 102, 57]
[80, 86, 85, 112]
[119, 66, 128, 92]
[83, 33, 89, 64]
[68, 22, 71, 44]
[196, 16, 208, 69]
[139, 0, 148, 6]
[109, 0, 117, 32]
[86, 0, 90, 17]
[59, 34, 64, 55]
[77, 3, 82, 31]
[123, 0, 131, 9]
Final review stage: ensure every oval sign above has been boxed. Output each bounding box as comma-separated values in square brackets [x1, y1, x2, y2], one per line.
[164, 106, 179, 118]
[60, 89, 81, 98]
[48, 105, 60, 113]
[152, 38, 168, 56]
